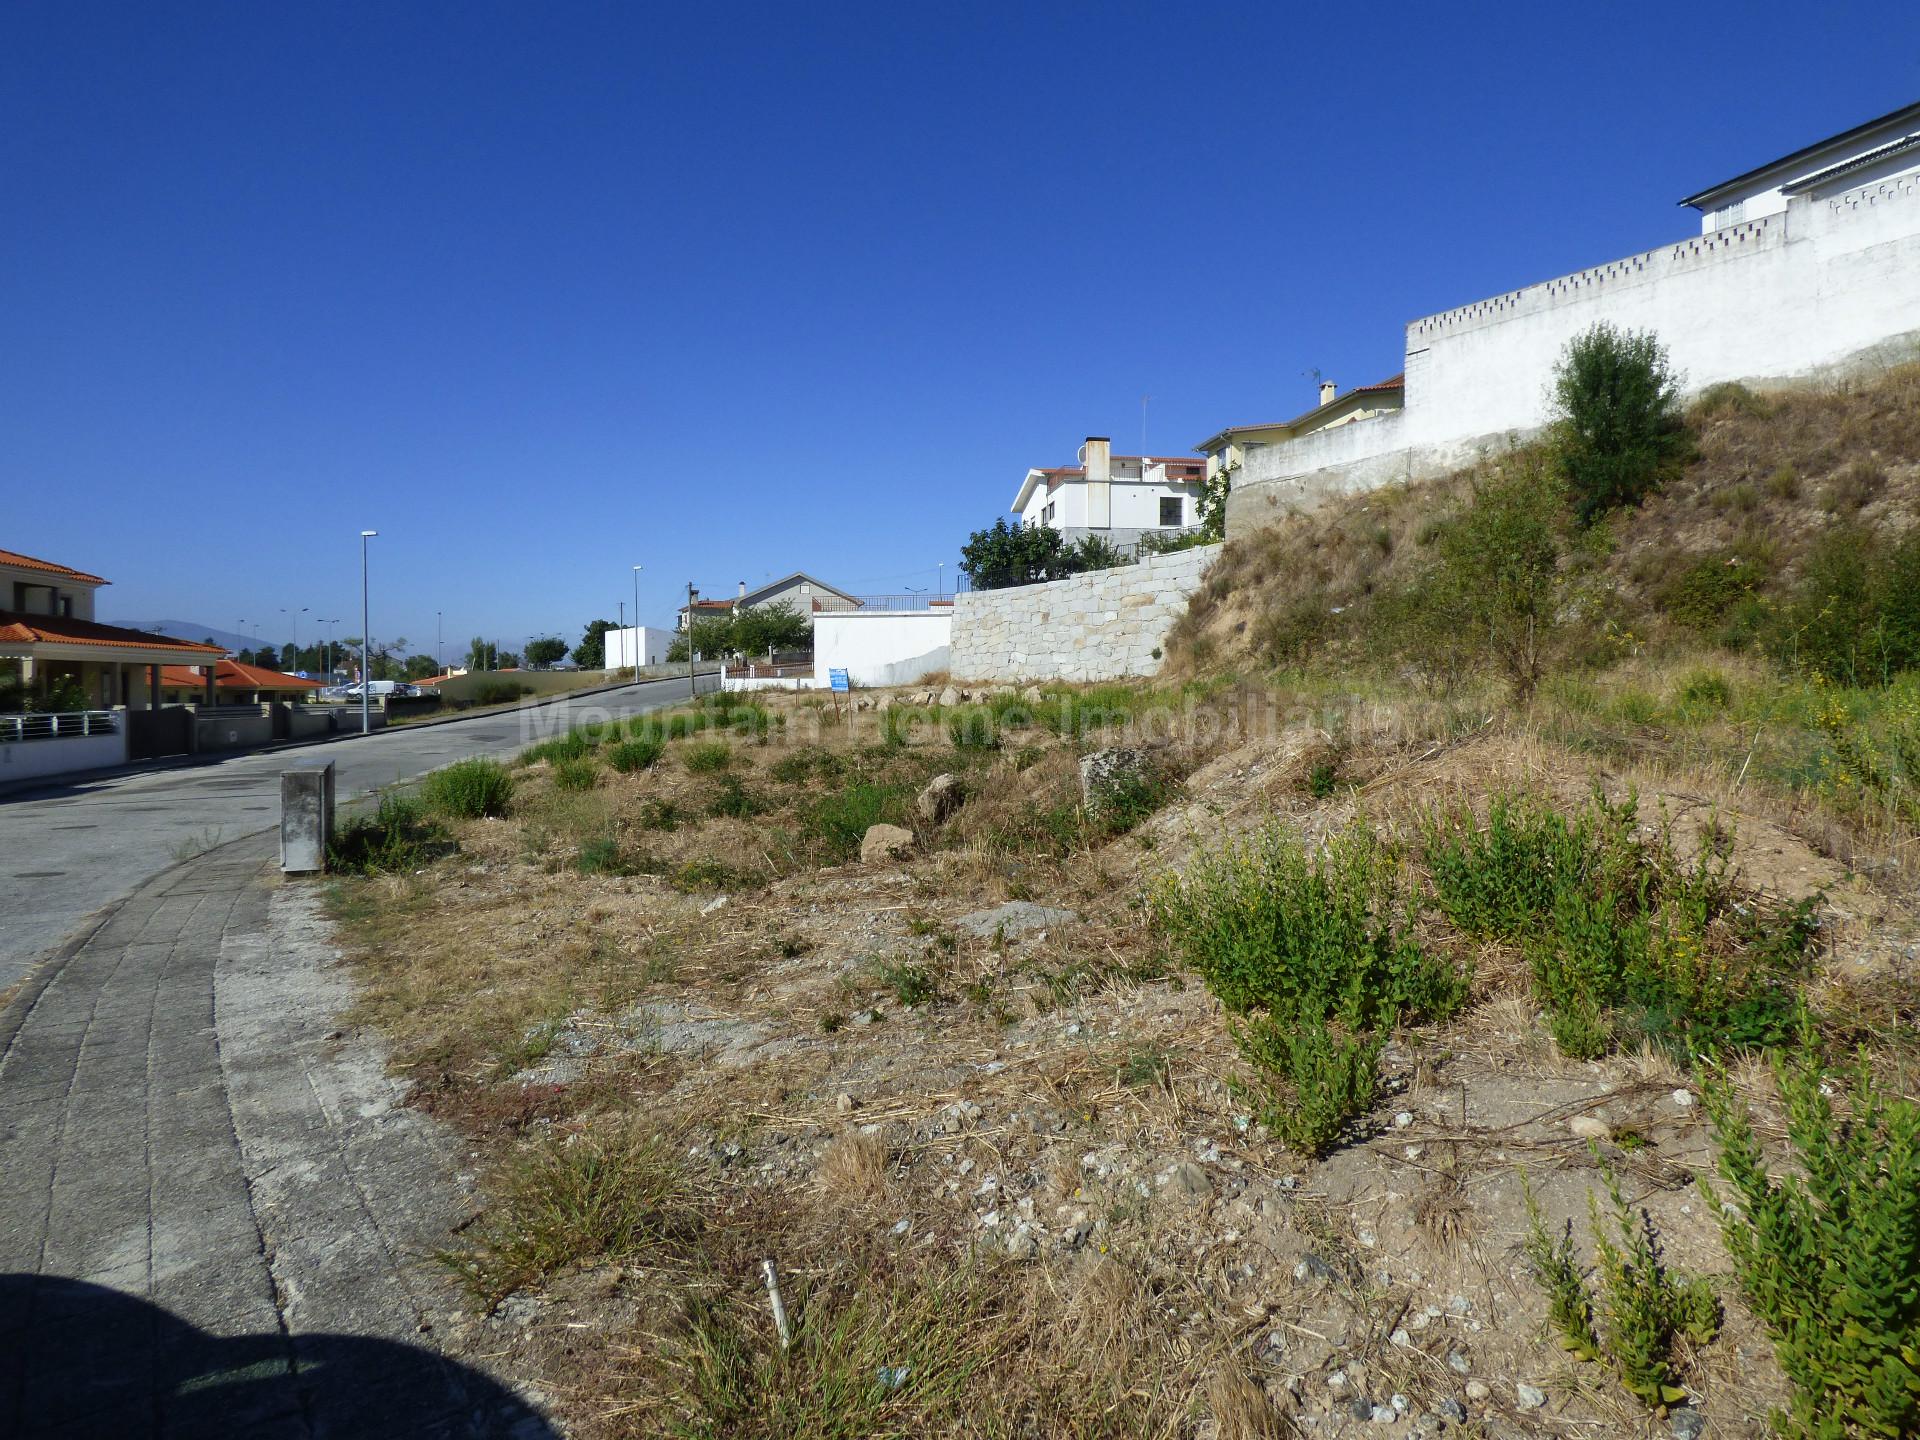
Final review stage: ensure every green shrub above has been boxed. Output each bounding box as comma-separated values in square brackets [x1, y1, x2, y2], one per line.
[577, 837, 635, 875]
[1551, 322, 1690, 522]
[706, 774, 765, 819]
[421, 758, 515, 819]
[639, 798, 682, 831]
[770, 747, 845, 784]
[1152, 822, 1465, 1155]
[328, 794, 449, 875]
[1522, 1159, 1719, 1409]
[1676, 668, 1732, 709]
[1774, 527, 1920, 685]
[552, 757, 600, 791]
[683, 740, 732, 774]
[803, 782, 912, 862]
[607, 738, 664, 774]
[1690, 380, 1771, 419]
[1813, 690, 1920, 835]
[1424, 792, 1815, 1060]
[522, 730, 594, 767]
[1232, 1017, 1386, 1156]
[946, 708, 1000, 751]
[671, 858, 761, 892]
[1392, 453, 1573, 699]
[1704, 1047, 1920, 1439]
[874, 959, 937, 1008]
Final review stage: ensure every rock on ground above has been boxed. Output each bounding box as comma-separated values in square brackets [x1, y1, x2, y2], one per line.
[953, 900, 1078, 939]
[916, 773, 966, 826]
[859, 823, 916, 864]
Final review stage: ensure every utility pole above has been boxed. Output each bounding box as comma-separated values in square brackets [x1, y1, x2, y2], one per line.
[687, 582, 697, 700]
[436, 611, 442, 673]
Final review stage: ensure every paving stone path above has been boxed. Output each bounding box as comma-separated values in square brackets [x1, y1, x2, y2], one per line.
[0, 840, 551, 1439]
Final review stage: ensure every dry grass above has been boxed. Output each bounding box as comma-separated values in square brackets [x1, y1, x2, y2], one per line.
[318, 673, 1919, 1438]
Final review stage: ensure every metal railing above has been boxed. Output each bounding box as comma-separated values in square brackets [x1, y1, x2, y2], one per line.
[0, 710, 121, 743]
[811, 594, 958, 613]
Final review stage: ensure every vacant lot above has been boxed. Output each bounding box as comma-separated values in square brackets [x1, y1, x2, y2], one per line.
[320, 675, 1917, 1439]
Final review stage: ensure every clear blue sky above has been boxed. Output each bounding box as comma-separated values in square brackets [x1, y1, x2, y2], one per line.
[5, 3, 1917, 654]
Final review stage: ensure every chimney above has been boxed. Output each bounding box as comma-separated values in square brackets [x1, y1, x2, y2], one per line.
[737, 580, 747, 600]
[1319, 381, 1337, 407]
[1083, 436, 1111, 484]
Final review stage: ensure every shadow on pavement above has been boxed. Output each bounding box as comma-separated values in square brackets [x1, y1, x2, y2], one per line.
[0, 1275, 554, 1440]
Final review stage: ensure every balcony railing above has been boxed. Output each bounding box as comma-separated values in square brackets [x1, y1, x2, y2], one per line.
[1, 710, 120, 743]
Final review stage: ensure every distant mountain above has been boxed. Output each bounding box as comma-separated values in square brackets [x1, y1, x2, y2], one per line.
[109, 621, 278, 654]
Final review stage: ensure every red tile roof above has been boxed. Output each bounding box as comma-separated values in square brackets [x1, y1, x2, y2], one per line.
[159, 659, 320, 691]
[0, 548, 108, 586]
[0, 612, 223, 655]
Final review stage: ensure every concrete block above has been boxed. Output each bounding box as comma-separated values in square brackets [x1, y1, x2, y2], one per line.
[280, 760, 335, 874]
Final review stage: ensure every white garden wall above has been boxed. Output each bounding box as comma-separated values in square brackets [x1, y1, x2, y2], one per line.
[813, 610, 952, 688]
[1229, 171, 1920, 532]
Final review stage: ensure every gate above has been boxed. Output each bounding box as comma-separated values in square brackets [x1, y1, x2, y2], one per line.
[127, 706, 192, 760]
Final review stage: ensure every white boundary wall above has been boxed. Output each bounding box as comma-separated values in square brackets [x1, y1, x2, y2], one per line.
[948, 545, 1220, 683]
[1229, 171, 1920, 530]
[812, 610, 952, 688]
[0, 727, 128, 784]
[606, 625, 673, 669]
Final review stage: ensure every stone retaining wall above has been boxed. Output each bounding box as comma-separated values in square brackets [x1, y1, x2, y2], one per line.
[949, 544, 1220, 683]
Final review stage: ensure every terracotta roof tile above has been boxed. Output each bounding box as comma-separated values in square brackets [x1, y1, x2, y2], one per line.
[0, 612, 224, 655]
[160, 659, 320, 691]
[0, 548, 108, 586]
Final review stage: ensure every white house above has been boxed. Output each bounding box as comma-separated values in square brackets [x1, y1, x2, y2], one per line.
[1226, 98, 1920, 532]
[1012, 438, 1206, 550]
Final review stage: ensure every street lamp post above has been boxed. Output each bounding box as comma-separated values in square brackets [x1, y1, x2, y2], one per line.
[360, 531, 378, 735]
[436, 611, 443, 674]
[280, 606, 309, 673]
[937, 562, 943, 598]
[632, 564, 643, 671]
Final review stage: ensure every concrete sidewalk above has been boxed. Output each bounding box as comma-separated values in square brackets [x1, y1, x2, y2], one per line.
[0, 843, 551, 1439]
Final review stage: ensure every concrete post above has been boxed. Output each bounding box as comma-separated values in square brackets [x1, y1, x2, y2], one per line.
[280, 759, 335, 873]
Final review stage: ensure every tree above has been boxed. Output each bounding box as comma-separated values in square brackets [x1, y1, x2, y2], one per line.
[572, 619, 616, 669]
[524, 636, 569, 670]
[667, 615, 733, 662]
[403, 654, 439, 680]
[466, 636, 497, 671]
[958, 518, 1134, 591]
[732, 600, 812, 656]
[1551, 323, 1690, 523]
[1415, 453, 1573, 699]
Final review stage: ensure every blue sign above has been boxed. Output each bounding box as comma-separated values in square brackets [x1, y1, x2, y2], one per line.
[828, 668, 850, 693]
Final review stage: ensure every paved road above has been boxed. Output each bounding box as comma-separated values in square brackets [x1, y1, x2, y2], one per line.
[0, 675, 710, 990]
[0, 844, 557, 1437]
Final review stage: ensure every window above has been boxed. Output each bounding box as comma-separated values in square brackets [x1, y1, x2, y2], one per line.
[1042, 502, 1055, 525]
[1159, 497, 1183, 527]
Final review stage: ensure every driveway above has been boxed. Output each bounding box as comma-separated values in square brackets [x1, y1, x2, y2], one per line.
[0, 674, 711, 991]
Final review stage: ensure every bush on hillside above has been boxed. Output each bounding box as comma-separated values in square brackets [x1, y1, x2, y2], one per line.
[1395, 453, 1575, 699]
[1552, 323, 1690, 522]
[958, 517, 1132, 590]
[1773, 526, 1920, 685]
[422, 759, 514, 819]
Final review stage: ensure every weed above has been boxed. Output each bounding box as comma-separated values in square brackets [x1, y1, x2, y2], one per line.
[706, 774, 765, 819]
[1676, 668, 1732, 709]
[770, 747, 845, 784]
[576, 836, 632, 875]
[874, 958, 938, 1008]
[1704, 1046, 1920, 1439]
[803, 782, 912, 862]
[1766, 463, 1800, 500]
[946, 708, 1001, 751]
[441, 1125, 697, 1308]
[1521, 1175, 1601, 1363]
[422, 758, 515, 819]
[1520, 1156, 1719, 1409]
[1153, 821, 1465, 1155]
[639, 798, 682, 831]
[607, 737, 664, 774]
[1307, 758, 1340, 799]
[1116, 1046, 1169, 1089]
[329, 794, 449, 875]
[683, 739, 733, 774]
[672, 859, 759, 892]
[521, 730, 594, 767]
[551, 756, 600, 792]
[1424, 791, 1813, 1060]
[818, 1010, 846, 1034]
